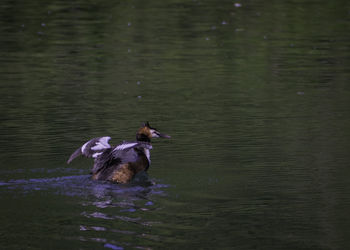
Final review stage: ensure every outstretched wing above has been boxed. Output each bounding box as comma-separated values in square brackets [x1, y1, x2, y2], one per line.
[67, 136, 111, 164]
[112, 141, 152, 160]
[91, 141, 152, 175]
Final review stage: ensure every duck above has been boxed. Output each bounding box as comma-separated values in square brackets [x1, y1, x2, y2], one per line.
[67, 122, 170, 183]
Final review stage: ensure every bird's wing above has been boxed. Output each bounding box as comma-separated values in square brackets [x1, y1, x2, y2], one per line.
[91, 141, 152, 174]
[112, 141, 152, 161]
[67, 136, 112, 164]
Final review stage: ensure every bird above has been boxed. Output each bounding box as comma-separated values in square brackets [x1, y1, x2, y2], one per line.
[67, 122, 170, 183]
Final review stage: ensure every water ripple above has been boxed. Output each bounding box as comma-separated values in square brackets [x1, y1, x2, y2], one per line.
[0, 169, 169, 205]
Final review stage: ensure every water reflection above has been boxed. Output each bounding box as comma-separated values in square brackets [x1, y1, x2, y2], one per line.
[78, 209, 163, 250]
[0, 169, 169, 249]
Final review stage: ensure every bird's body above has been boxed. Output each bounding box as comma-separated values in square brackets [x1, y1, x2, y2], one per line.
[67, 122, 170, 184]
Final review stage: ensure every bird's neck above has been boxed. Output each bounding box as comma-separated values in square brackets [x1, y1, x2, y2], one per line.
[136, 133, 151, 143]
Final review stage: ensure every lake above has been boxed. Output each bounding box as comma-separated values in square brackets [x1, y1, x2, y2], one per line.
[0, 0, 350, 249]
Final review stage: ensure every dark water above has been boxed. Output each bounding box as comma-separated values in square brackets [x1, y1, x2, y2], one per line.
[1, 0, 350, 249]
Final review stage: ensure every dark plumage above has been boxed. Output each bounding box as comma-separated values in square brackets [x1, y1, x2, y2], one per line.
[67, 122, 170, 183]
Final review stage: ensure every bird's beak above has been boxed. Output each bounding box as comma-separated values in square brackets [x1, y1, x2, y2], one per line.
[159, 133, 171, 139]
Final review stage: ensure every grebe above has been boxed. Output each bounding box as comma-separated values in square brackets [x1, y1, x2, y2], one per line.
[67, 122, 170, 183]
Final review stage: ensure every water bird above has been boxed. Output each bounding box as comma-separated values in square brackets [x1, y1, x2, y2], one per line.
[67, 122, 170, 183]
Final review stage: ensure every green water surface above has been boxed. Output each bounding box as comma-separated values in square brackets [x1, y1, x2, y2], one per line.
[0, 0, 350, 249]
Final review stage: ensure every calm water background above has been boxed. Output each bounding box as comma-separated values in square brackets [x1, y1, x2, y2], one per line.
[1, 0, 350, 249]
